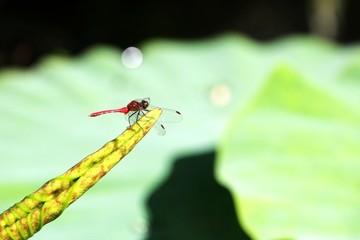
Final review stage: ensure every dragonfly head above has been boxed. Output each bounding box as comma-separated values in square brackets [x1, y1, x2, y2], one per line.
[141, 99, 149, 109]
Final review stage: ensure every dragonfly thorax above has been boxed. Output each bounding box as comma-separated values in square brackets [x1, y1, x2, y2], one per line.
[127, 99, 150, 112]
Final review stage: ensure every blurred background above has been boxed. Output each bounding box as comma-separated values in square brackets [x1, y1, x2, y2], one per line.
[0, 0, 359, 67]
[1, 0, 360, 240]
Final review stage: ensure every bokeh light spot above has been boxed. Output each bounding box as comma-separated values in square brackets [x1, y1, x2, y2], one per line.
[121, 47, 143, 69]
[209, 83, 232, 107]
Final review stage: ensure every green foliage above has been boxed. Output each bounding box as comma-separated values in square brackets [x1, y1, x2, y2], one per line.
[217, 47, 360, 238]
[0, 34, 359, 239]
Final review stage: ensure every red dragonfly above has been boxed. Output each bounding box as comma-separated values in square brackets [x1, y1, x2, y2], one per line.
[89, 98, 182, 135]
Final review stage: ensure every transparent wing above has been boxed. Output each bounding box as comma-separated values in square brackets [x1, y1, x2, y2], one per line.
[147, 105, 183, 123]
[153, 122, 166, 136]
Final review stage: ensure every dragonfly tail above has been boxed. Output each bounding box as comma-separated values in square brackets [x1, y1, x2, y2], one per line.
[89, 107, 128, 117]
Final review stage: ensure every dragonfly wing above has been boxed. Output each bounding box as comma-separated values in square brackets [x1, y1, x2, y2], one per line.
[157, 107, 183, 123]
[154, 122, 166, 135]
[146, 104, 182, 122]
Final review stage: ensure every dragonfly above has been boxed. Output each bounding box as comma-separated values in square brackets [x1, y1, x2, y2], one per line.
[89, 98, 182, 135]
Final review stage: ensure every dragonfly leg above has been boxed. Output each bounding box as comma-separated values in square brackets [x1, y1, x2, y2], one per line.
[128, 111, 137, 126]
[135, 111, 145, 132]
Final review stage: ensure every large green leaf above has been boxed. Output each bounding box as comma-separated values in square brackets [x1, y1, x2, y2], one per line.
[0, 35, 259, 239]
[217, 64, 360, 239]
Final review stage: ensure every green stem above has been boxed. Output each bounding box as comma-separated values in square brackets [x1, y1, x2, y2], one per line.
[0, 108, 162, 240]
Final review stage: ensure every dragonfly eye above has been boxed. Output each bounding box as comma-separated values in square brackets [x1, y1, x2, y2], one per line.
[142, 100, 149, 109]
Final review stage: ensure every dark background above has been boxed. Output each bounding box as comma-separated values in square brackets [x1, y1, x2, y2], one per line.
[0, 0, 358, 67]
